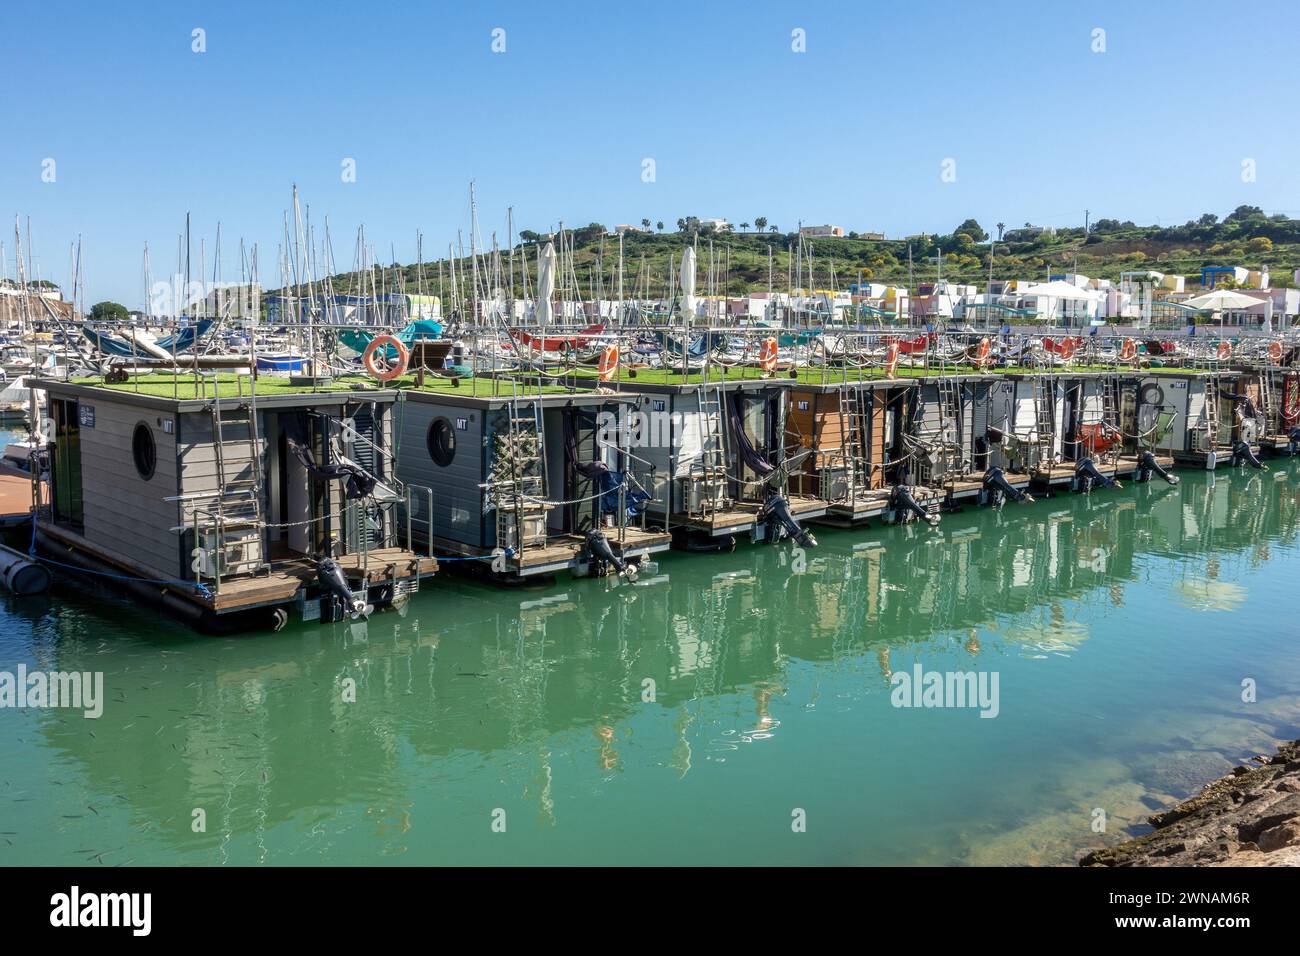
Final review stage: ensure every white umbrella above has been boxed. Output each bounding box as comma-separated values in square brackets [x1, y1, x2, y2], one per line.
[535, 242, 556, 326]
[678, 246, 696, 324]
[1183, 288, 1261, 311]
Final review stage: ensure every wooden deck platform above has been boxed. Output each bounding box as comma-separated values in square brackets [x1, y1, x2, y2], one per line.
[943, 470, 1032, 502]
[671, 495, 827, 537]
[817, 485, 945, 526]
[0, 471, 33, 529]
[1172, 446, 1241, 469]
[427, 526, 671, 577]
[37, 521, 436, 614]
[1259, 434, 1296, 457]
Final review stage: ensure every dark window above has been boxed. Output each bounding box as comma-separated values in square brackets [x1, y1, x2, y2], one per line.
[427, 417, 456, 467]
[132, 422, 157, 480]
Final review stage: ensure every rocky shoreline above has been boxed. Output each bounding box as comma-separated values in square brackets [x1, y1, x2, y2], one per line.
[1081, 739, 1300, 867]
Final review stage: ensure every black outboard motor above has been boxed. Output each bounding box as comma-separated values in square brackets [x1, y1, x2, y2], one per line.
[762, 490, 818, 547]
[1230, 440, 1265, 470]
[585, 529, 637, 581]
[317, 546, 373, 621]
[1289, 426, 1300, 456]
[890, 484, 940, 526]
[982, 466, 1034, 506]
[1076, 456, 1121, 492]
[1136, 449, 1179, 485]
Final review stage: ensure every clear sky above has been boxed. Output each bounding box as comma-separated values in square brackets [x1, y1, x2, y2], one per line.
[3, 0, 1298, 308]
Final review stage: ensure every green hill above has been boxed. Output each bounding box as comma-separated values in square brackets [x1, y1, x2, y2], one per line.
[308, 206, 1299, 299]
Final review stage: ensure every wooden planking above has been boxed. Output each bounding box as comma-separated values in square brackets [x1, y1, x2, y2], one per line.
[76, 396, 181, 579]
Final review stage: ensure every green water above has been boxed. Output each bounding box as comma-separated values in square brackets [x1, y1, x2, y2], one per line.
[3, 461, 1300, 866]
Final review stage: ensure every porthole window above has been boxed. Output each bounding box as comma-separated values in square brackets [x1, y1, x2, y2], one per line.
[132, 422, 157, 480]
[427, 417, 456, 467]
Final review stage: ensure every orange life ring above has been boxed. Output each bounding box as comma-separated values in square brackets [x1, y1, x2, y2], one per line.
[363, 335, 408, 382]
[1060, 338, 1076, 361]
[759, 336, 778, 372]
[1268, 340, 1283, 364]
[884, 341, 900, 378]
[976, 337, 991, 366]
[1216, 340, 1232, 361]
[597, 343, 619, 381]
[1119, 338, 1137, 362]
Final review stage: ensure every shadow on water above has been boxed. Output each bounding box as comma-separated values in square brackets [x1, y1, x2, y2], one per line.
[4, 461, 1300, 864]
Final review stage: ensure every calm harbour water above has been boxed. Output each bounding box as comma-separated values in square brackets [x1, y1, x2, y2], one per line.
[3, 455, 1300, 866]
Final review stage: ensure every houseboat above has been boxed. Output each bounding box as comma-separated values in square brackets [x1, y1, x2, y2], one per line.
[32, 371, 437, 633]
[392, 375, 671, 581]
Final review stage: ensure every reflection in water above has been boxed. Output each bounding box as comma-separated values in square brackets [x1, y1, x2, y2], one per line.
[2, 464, 1300, 865]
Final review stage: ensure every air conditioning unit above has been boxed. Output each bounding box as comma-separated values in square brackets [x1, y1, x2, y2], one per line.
[818, 466, 851, 502]
[195, 529, 263, 579]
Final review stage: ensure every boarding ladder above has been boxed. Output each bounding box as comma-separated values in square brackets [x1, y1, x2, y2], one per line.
[205, 380, 269, 577]
[493, 397, 548, 556]
[1100, 375, 1122, 463]
[690, 383, 729, 514]
[1031, 374, 1056, 473]
[934, 374, 966, 483]
[1260, 370, 1278, 436]
[835, 386, 869, 499]
[1202, 374, 1221, 455]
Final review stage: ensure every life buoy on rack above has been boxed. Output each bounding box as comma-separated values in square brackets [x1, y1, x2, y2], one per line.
[597, 343, 619, 381]
[1216, 340, 1233, 361]
[1268, 340, 1284, 364]
[759, 336, 778, 373]
[363, 335, 409, 382]
[884, 341, 900, 378]
[976, 337, 992, 367]
[1059, 337, 1077, 361]
[1119, 338, 1137, 362]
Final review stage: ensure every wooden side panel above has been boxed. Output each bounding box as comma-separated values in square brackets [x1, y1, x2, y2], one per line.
[76, 397, 181, 579]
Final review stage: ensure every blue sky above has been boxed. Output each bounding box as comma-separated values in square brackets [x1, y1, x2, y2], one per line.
[3, 0, 1298, 307]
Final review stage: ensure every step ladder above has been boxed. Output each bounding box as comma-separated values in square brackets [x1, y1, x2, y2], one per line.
[207, 383, 269, 576]
[493, 398, 548, 554]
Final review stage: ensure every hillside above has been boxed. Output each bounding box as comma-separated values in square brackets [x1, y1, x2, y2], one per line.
[311, 206, 1300, 299]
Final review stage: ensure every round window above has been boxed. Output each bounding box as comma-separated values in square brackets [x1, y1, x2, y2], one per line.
[132, 422, 157, 480]
[427, 417, 456, 467]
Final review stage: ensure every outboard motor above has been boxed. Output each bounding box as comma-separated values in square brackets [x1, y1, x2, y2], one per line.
[762, 490, 818, 547]
[982, 466, 1034, 507]
[890, 484, 940, 527]
[1136, 449, 1179, 485]
[316, 542, 373, 621]
[585, 529, 637, 581]
[1289, 426, 1300, 456]
[1230, 440, 1265, 470]
[1076, 456, 1121, 492]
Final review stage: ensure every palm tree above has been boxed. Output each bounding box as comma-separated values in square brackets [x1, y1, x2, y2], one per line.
[676, 218, 686, 232]
[996, 222, 1006, 241]
[656, 221, 664, 232]
[640, 218, 651, 231]
[740, 222, 750, 232]
[754, 217, 768, 232]
[768, 225, 779, 234]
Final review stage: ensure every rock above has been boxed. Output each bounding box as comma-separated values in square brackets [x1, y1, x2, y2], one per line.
[1257, 821, 1300, 853]
[1081, 738, 1300, 867]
